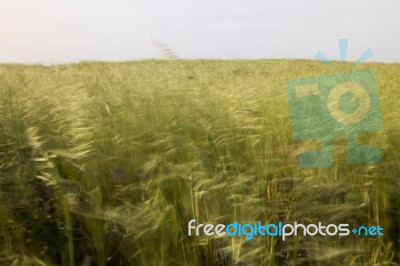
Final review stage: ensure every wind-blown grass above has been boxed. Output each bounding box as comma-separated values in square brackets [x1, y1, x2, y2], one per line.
[0, 59, 399, 265]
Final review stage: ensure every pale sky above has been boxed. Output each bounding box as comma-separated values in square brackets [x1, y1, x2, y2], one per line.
[0, 0, 399, 64]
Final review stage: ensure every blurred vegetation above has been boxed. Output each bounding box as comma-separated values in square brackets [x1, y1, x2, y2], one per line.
[0, 59, 399, 265]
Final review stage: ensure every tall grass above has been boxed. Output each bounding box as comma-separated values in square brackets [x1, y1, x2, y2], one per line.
[0, 60, 399, 265]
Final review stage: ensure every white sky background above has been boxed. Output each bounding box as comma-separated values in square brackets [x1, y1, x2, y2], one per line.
[0, 0, 399, 64]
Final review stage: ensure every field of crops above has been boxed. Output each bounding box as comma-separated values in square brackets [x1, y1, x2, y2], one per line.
[0, 60, 399, 265]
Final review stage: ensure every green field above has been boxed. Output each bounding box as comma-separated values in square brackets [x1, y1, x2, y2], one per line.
[0, 60, 399, 265]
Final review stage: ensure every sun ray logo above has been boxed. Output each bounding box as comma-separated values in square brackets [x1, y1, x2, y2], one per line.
[287, 39, 382, 168]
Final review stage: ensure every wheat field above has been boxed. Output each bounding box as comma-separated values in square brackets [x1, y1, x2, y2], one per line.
[0, 59, 399, 265]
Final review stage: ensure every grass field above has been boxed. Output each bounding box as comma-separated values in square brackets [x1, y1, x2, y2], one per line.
[0, 59, 399, 265]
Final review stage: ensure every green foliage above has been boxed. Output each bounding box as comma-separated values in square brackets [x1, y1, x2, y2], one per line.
[0, 60, 399, 265]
